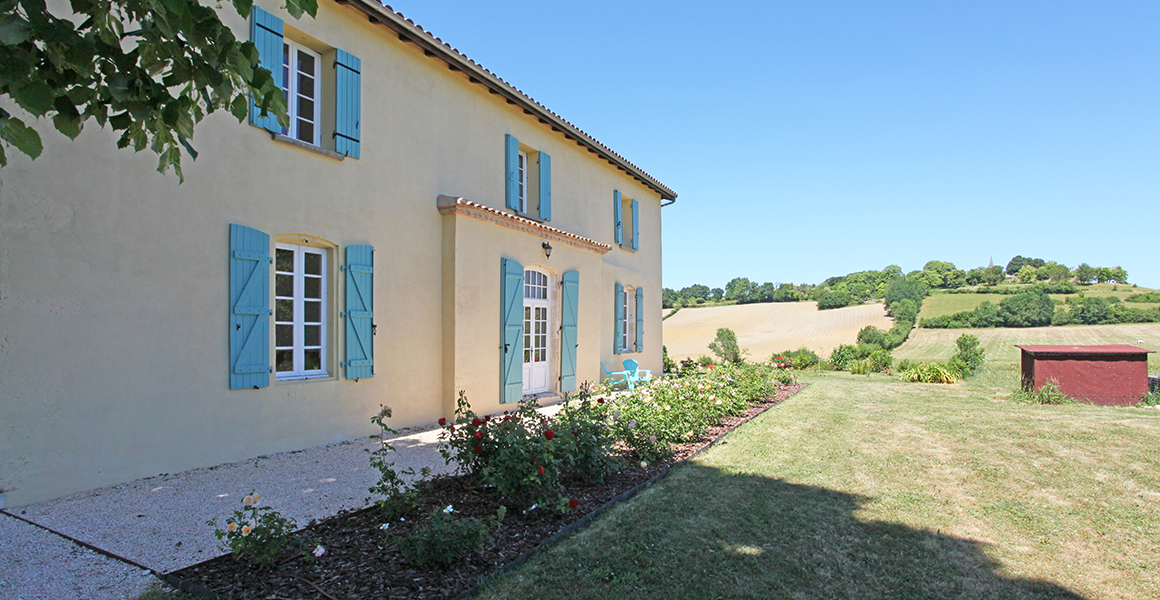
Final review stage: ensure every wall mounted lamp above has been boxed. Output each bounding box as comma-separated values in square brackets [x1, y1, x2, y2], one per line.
[542, 241, 553, 259]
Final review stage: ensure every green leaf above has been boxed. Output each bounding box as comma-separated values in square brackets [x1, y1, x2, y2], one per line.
[2, 116, 43, 160]
[230, 0, 253, 19]
[53, 113, 84, 139]
[178, 136, 198, 160]
[11, 79, 55, 115]
[229, 94, 248, 122]
[109, 111, 132, 130]
[0, 15, 31, 45]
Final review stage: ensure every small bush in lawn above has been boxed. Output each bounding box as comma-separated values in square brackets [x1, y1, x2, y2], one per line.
[772, 347, 819, 370]
[899, 363, 958, 384]
[662, 345, 677, 374]
[708, 327, 747, 364]
[1013, 380, 1073, 405]
[438, 391, 560, 508]
[208, 493, 304, 566]
[849, 358, 873, 375]
[828, 344, 858, 371]
[397, 506, 505, 567]
[868, 349, 894, 373]
[948, 333, 986, 377]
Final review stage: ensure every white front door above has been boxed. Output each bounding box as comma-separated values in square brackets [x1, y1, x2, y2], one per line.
[523, 269, 551, 394]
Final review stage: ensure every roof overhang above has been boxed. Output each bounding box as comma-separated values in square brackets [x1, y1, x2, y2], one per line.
[335, 0, 677, 203]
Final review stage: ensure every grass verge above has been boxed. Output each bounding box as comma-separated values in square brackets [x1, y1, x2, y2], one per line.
[474, 369, 1160, 600]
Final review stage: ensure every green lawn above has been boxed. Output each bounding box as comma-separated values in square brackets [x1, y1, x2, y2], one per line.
[475, 370, 1160, 600]
[895, 322, 1160, 372]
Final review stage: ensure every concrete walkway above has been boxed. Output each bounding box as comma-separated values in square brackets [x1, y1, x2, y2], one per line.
[0, 422, 460, 599]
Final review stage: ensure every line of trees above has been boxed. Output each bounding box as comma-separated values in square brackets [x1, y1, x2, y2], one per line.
[662, 257, 1130, 310]
[921, 290, 1160, 329]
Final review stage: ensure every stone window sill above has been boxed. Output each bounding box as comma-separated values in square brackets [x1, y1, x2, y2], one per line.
[271, 133, 346, 161]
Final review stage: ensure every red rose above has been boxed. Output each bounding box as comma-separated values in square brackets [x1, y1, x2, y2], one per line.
[438, 418, 447, 426]
[473, 444, 482, 454]
[471, 417, 482, 426]
[449, 425, 455, 431]
[484, 415, 491, 422]
[538, 464, 545, 475]
[596, 397, 604, 404]
[544, 429, 555, 440]
[473, 430, 483, 440]
[569, 498, 578, 509]
[708, 364, 714, 369]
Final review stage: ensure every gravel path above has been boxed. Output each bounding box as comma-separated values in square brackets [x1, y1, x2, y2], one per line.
[1, 423, 457, 598]
[0, 512, 156, 600]
[2, 403, 568, 599]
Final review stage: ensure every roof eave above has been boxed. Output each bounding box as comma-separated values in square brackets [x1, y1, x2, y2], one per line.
[335, 0, 677, 202]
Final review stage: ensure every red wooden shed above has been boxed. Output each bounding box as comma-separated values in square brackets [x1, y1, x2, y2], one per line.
[1017, 345, 1155, 406]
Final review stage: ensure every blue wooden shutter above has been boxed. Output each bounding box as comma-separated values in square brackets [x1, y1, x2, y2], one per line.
[613, 190, 623, 245]
[230, 224, 271, 389]
[334, 50, 362, 159]
[560, 270, 579, 393]
[505, 134, 520, 210]
[538, 152, 551, 221]
[343, 245, 374, 379]
[635, 287, 645, 352]
[501, 258, 524, 403]
[249, 7, 284, 132]
[613, 282, 625, 354]
[631, 199, 640, 251]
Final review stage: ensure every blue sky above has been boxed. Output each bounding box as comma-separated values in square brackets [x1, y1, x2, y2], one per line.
[392, 1, 1159, 289]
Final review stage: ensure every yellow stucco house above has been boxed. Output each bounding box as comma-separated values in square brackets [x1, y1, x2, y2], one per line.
[0, 0, 675, 508]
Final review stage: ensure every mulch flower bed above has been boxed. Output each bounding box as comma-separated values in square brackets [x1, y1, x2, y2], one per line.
[169, 383, 804, 600]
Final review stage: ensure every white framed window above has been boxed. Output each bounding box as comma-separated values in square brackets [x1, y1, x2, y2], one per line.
[281, 41, 321, 145]
[275, 243, 328, 379]
[517, 150, 529, 213]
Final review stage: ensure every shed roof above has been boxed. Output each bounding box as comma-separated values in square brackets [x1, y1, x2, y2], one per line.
[339, 0, 677, 202]
[1016, 344, 1155, 355]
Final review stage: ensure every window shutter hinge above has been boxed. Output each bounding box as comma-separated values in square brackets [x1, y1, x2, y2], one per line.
[267, 367, 273, 373]
[268, 309, 273, 315]
[268, 257, 273, 264]
[340, 265, 347, 272]
[372, 324, 378, 335]
[341, 311, 347, 318]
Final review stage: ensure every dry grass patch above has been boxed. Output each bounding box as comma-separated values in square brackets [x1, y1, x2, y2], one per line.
[662, 301, 893, 361]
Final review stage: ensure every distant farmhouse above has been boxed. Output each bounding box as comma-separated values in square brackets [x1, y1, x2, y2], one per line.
[0, 0, 675, 507]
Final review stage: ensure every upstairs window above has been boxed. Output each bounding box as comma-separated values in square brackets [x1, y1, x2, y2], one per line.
[614, 190, 639, 251]
[282, 41, 321, 145]
[505, 134, 551, 220]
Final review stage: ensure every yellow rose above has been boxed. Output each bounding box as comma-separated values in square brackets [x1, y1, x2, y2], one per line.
[243, 495, 253, 506]
[241, 525, 252, 536]
[227, 522, 237, 533]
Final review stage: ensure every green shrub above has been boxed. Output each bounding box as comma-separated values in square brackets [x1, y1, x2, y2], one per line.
[1137, 392, 1160, 407]
[1013, 380, 1073, 405]
[998, 290, 1055, 327]
[868, 349, 894, 372]
[817, 289, 857, 310]
[438, 392, 561, 508]
[208, 493, 304, 566]
[397, 507, 504, 567]
[857, 326, 887, 347]
[697, 355, 715, 368]
[771, 347, 819, 370]
[828, 344, 858, 371]
[849, 358, 873, 375]
[897, 359, 916, 373]
[898, 363, 958, 384]
[1126, 292, 1160, 303]
[947, 334, 985, 377]
[662, 345, 677, 373]
[368, 406, 430, 519]
[708, 327, 746, 364]
[554, 387, 620, 485]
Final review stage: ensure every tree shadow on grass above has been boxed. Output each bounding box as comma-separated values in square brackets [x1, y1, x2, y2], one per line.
[486, 463, 1090, 600]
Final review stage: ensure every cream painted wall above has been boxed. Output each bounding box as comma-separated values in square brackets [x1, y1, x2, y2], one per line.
[0, 0, 669, 507]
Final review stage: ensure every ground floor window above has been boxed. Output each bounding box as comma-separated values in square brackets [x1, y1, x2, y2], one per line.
[275, 243, 327, 379]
